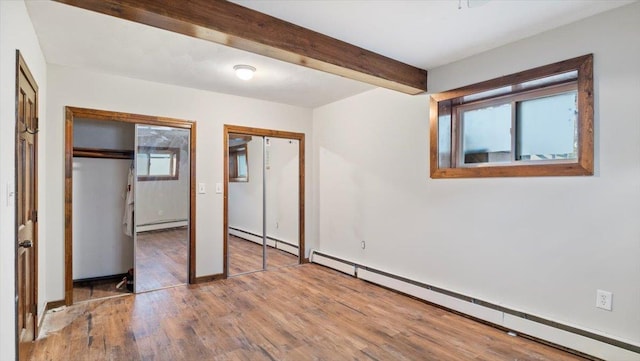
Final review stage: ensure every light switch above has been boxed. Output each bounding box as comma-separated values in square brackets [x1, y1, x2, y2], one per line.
[198, 182, 206, 194]
[215, 183, 222, 194]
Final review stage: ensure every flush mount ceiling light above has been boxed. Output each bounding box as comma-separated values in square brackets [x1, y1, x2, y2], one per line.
[233, 64, 256, 80]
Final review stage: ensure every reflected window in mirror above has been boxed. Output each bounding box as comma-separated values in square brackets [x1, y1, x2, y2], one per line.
[137, 146, 180, 181]
[229, 144, 248, 182]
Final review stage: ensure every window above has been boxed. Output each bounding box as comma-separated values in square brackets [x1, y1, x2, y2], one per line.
[430, 54, 593, 178]
[137, 147, 180, 181]
[229, 144, 248, 182]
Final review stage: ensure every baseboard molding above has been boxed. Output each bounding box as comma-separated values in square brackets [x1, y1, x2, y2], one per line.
[38, 299, 66, 338]
[310, 250, 640, 361]
[193, 273, 225, 284]
[73, 273, 127, 284]
[229, 227, 299, 256]
[137, 220, 188, 233]
[45, 300, 65, 311]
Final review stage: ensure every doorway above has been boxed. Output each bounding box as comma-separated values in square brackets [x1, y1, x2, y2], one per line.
[223, 125, 306, 277]
[64, 107, 197, 305]
[16, 50, 39, 359]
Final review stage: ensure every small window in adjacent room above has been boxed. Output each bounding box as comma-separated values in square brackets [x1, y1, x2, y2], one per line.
[137, 147, 180, 181]
[229, 144, 248, 182]
[430, 54, 593, 178]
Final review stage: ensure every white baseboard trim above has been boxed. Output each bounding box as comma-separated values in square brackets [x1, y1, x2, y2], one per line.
[228, 227, 299, 256]
[310, 249, 640, 361]
[310, 251, 356, 276]
[136, 220, 187, 233]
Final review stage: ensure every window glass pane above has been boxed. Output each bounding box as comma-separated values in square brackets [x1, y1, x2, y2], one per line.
[438, 114, 451, 168]
[149, 153, 172, 176]
[516, 91, 577, 161]
[137, 153, 149, 176]
[461, 103, 512, 164]
[237, 153, 248, 178]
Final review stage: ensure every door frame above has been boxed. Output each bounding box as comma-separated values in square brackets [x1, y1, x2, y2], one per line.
[64, 106, 197, 305]
[223, 125, 306, 278]
[15, 50, 39, 352]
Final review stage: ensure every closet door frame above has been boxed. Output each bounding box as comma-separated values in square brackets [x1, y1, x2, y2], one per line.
[64, 106, 197, 305]
[223, 125, 306, 278]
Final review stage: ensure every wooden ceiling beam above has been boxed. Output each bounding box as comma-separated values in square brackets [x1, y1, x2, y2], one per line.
[53, 0, 427, 94]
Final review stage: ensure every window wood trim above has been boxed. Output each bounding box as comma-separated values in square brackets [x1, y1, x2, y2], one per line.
[430, 54, 593, 179]
[228, 144, 248, 182]
[136, 146, 180, 181]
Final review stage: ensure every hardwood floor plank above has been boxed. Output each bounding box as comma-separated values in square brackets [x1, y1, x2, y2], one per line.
[228, 235, 298, 275]
[136, 227, 189, 292]
[29, 264, 589, 361]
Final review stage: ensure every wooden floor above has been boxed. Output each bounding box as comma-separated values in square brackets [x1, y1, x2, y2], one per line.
[26, 264, 587, 361]
[228, 235, 298, 275]
[73, 277, 130, 303]
[73, 228, 188, 301]
[135, 227, 188, 292]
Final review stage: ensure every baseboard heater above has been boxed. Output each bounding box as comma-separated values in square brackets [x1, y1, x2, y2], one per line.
[136, 219, 188, 232]
[229, 227, 299, 256]
[310, 250, 640, 361]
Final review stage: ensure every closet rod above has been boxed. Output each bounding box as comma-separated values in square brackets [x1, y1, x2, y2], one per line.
[73, 147, 134, 159]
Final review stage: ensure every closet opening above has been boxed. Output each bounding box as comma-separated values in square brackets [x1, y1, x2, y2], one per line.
[64, 107, 197, 305]
[223, 125, 306, 277]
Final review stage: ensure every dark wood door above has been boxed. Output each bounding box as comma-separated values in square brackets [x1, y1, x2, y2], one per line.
[16, 51, 39, 358]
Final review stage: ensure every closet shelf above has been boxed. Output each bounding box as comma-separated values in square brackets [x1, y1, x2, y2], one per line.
[73, 147, 134, 159]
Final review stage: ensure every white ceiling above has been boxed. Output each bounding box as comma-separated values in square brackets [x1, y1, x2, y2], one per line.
[26, 0, 634, 108]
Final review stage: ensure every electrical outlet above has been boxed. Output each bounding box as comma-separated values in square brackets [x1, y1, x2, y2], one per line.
[596, 290, 612, 311]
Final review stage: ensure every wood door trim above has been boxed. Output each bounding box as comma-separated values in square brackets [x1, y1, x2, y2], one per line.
[15, 50, 39, 348]
[223, 125, 306, 279]
[64, 106, 197, 305]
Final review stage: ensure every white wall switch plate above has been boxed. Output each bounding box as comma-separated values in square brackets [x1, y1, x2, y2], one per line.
[215, 183, 222, 194]
[596, 289, 612, 311]
[198, 182, 206, 194]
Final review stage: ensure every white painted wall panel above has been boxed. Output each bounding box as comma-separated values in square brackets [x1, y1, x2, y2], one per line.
[228, 137, 299, 246]
[72, 158, 133, 279]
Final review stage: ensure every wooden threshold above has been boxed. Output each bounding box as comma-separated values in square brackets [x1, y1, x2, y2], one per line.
[52, 0, 427, 94]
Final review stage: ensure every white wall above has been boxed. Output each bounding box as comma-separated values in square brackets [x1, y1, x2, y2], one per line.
[313, 1, 640, 352]
[229, 136, 264, 237]
[0, 1, 48, 359]
[73, 118, 135, 150]
[229, 137, 299, 246]
[45, 64, 314, 302]
[266, 137, 299, 245]
[72, 158, 133, 279]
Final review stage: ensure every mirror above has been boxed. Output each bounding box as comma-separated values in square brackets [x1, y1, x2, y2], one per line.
[228, 134, 265, 275]
[265, 137, 300, 269]
[134, 125, 190, 292]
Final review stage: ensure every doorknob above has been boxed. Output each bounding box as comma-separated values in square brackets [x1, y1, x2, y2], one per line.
[19, 240, 32, 248]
